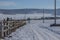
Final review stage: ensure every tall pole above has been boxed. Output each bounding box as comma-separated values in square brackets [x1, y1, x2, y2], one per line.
[24, 9, 26, 20]
[54, 0, 56, 24]
[24, 13, 26, 21]
[43, 9, 44, 23]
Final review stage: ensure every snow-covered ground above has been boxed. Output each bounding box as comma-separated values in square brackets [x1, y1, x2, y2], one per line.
[0, 13, 60, 40]
[4, 20, 60, 40]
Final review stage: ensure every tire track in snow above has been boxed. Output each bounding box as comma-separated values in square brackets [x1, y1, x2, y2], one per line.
[30, 23, 60, 40]
[39, 26, 60, 40]
[30, 25, 51, 40]
[37, 27, 60, 40]
[30, 26, 44, 40]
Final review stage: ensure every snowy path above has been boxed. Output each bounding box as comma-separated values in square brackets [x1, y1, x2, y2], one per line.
[5, 20, 60, 40]
[31, 24, 60, 40]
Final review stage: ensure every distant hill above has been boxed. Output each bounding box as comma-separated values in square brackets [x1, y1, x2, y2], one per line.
[0, 9, 60, 15]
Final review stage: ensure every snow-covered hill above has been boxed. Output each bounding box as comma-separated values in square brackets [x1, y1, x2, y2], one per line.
[0, 13, 54, 20]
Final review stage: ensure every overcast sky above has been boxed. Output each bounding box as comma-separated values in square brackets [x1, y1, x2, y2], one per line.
[0, 0, 60, 9]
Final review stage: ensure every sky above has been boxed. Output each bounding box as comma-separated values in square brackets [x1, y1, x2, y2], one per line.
[0, 0, 60, 9]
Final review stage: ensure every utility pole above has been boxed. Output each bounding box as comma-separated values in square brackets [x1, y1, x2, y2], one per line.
[50, 0, 60, 26]
[54, 0, 56, 24]
[43, 9, 44, 23]
[25, 12, 26, 20]
[24, 9, 26, 21]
